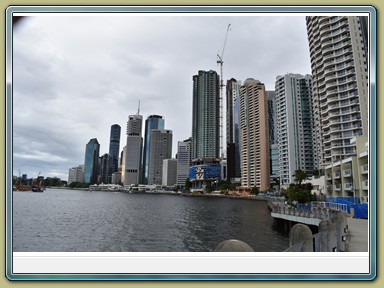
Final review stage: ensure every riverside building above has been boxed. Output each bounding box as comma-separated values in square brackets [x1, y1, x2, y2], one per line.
[239, 78, 270, 191]
[226, 78, 241, 183]
[275, 73, 315, 188]
[176, 137, 192, 187]
[267, 91, 280, 181]
[108, 124, 121, 182]
[142, 115, 165, 184]
[306, 16, 369, 168]
[190, 70, 221, 192]
[148, 129, 173, 185]
[83, 138, 100, 184]
[68, 165, 84, 185]
[123, 114, 143, 185]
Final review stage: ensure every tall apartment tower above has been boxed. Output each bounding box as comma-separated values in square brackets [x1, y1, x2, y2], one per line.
[148, 129, 173, 185]
[84, 138, 100, 184]
[142, 115, 165, 184]
[306, 16, 369, 167]
[68, 165, 84, 185]
[108, 124, 121, 181]
[239, 79, 270, 191]
[124, 114, 143, 185]
[275, 73, 315, 188]
[226, 78, 242, 182]
[267, 91, 280, 178]
[192, 70, 220, 160]
[176, 137, 192, 187]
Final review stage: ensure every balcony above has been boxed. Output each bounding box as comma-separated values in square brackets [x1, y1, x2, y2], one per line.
[344, 182, 353, 191]
[335, 184, 341, 191]
[363, 180, 368, 190]
[361, 164, 368, 174]
[334, 171, 341, 179]
[343, 169, 352, 177]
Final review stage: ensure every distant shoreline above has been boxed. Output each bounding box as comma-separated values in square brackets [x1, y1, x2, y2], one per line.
[46, 187, 272, 201]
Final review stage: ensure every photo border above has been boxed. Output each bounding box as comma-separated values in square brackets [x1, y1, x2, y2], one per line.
[4, 4, 377, 282]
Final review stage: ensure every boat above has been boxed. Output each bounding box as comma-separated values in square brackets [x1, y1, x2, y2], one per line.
[13, 172, 44, 192]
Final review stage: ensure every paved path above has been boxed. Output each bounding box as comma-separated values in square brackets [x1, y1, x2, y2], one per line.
[347, 218, 368, 252]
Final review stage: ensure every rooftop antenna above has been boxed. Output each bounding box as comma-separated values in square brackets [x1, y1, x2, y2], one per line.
[137, 100, 141, 115]
[217, 23, 231, 160]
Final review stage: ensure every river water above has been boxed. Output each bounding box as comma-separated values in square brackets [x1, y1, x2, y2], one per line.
[12, 188, 289, 252]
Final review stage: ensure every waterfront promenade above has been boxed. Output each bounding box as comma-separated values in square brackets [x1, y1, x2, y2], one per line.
[269, 200, 369, 252]
[347, 218, 368, 252]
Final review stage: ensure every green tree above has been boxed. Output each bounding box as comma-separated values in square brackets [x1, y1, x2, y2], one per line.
[286, 184, 315, 204]
[293, 169, 307, 185]
[250, 186, 259, 195]
[312, 169, 320, 177]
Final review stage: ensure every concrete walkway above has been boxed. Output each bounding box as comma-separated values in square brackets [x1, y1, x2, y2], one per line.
[347, 218, 369, 252]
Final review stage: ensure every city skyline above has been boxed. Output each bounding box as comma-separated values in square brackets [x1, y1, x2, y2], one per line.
[13, 15, 312, 180]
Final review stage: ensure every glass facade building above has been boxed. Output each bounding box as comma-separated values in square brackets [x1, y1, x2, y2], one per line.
[192, 70, 220, 160]
[226, 78, 241, 182]
[108, 124, 121, 182]
[84, 138, 100, 184]
[142, 115, 165, 184]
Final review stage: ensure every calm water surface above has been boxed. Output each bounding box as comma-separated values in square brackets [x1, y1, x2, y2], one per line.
[13, 189, 288, 252]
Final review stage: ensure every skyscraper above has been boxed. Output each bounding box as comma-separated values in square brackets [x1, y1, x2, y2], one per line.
[124, 114, 143, 185]
[226, 78, 241, 182]
[306, 16, 368, 167]
[192, 70, 220, 160]
[100, 153, 110, 184]
[267, 91, 280, 181]
[176, 137, 192, 187]
[142, 115, 165, 184]
[275, 73, 315, 188]
[108, 124, 121, 181]
[84, 138, 100, 184]
[148, 129, 173, 185]
[239, 79, 270, 191]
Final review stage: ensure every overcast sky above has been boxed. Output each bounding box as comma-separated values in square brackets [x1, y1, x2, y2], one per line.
[12, 14, 311, 180]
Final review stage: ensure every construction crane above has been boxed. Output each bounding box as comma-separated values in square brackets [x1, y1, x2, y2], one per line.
[217, 23, 231, 160]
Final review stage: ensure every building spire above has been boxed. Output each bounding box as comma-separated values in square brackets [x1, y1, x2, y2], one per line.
[137, 100, 141, 115]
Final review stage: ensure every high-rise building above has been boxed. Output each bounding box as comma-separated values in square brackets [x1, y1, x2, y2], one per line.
[162, 159, 178, 187]
[148, 129, 173, 185]
[108, 124, 121, 181]
[267, 91, 280, 179]
[275, 73, 315, 188]
[192, 70, 220, 160]
[142, 115, 165, 184]
[226, 78, 241, 182]
[84, 138, 100, 184]
[124, 114, 143, 185]
[68, 165, 84, 185]
[306, 16, 368, 168]
[239, 79, 270, 191]
[99, 153, 110, 184]
[176, 137, 192, 187]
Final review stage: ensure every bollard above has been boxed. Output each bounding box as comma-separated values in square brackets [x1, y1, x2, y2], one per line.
[332, 211, 348, 252]
[319, 219, 336, 252]
[289, 224, 313, 252]
[213, 240, 254, 252]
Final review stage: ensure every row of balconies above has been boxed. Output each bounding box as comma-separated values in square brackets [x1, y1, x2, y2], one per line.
[319, 19, 348, 38]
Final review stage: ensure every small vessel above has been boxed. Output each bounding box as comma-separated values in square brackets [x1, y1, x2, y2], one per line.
[13, 171, 44, 192]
